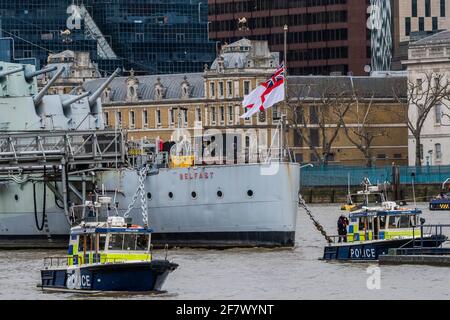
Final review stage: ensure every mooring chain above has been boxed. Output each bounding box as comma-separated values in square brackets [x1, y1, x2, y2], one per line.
[298, 194, 333, 244]
[123, 165, 149, 226]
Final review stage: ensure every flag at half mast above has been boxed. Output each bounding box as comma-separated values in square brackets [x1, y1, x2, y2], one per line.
[240, 63, 286, 119]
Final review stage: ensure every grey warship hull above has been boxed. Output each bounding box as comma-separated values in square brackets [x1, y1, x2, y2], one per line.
[0, 162, 300, 248]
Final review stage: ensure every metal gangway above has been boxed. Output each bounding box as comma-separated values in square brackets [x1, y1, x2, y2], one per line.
[0, 130, 126, 173]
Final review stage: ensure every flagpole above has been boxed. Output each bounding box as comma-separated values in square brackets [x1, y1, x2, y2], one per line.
[282, 24, 292, 162]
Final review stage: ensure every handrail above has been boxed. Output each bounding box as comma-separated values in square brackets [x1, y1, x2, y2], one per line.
[43, 255, 151, 268]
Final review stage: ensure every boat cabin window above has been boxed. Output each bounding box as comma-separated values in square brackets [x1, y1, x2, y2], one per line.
[78, 234, 95, 252]
[358, 217, 373, 231]
[379, 216, 386, 229]
[108, 233, 150, 251]
[387, 215, 416, 229]
[98, 234, 107, 251]
[108, 234, 124, 250]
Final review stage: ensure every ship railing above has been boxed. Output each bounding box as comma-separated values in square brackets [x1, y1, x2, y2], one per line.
[394, 224, 450, 255]
[43, 255, 153, 268]
[326, 225, 449, 244]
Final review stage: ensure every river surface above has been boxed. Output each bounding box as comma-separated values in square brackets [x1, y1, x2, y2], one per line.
[1, 204, 449, 300]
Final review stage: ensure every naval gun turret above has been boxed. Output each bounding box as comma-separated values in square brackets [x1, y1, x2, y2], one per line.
[62, 91, 91, 109]
[33, 66, 65, 106]
[0, 60, 121, 131]
[24, 66, 58, 83]
[0, 66, 24, 79]
[88, 68, 120, 115]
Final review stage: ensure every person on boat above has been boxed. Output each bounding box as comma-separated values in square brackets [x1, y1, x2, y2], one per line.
[87, 191, 96, 218]
[337, 214, 349, 243]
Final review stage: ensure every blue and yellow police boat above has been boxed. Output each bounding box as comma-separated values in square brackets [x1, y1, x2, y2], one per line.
[429, 178, 450, 211]
[38, 187, 178, 293]
[324, 201, 447, 261]
[38, 216, 178, 293]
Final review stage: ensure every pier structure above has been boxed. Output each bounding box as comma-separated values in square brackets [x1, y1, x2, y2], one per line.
[379, 224, 450, 266]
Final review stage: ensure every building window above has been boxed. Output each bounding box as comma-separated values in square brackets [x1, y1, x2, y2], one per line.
[220, 106, 225, 123]
[227, 81, 233, 98]
[176, 33, 185, 42]
[135, 33, 144, 42]
[419, 17, 425, 31]
[210, 106, 216, 124]
[196, 107, 202, 122]
[156, 109, 161, 127]
[183, 109, 188, 126]
[129, 111, 135, 129]
[412, 0, 418, 17]
[416, 79, 423, 93]
[116, 111, 122, 127]
[104, 112, 109, 127]
[425, 0, 431, 17]
[435, 143, 442, 160]
[234, 81, 240, 98]
[294, 131, 303, 147]
[272, 105, 280, 121]
[309, 105, 319, 124]
[244, 81, 251, 95]
[432, 17, 438, 30]
[169, 108, 175, 126]
[435, 104, 442, 124]
[441, 0, 446, 17]
[310, 129, 319, 147]
[209, 82, 215, 98]
[228, 105, 233, 123]
[143, 110, 148, 128]
[219, 82, 224, 97]
[405, 17, 411, 36]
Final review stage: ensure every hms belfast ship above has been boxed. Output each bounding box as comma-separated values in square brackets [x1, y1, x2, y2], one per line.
[0, 56, 300, 248]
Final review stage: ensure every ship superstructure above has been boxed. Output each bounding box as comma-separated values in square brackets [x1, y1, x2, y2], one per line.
[0, 60, 300, 248]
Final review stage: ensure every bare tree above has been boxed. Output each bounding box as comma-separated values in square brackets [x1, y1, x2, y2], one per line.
[286, 80, 353, 165]
[341, 94, 387, 167]
[393, 72, 450, 166]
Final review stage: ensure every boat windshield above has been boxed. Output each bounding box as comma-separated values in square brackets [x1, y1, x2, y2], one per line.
[108, 233, 149, 251]
[387, 215, 416, 229]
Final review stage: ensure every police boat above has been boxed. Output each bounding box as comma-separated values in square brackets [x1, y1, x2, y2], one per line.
[429, 178, 450, 211]
[324, 202, 447, 261]
[38, 192, 178, 293]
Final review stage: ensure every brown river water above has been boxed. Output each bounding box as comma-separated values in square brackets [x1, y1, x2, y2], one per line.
[0, 204, 449, 300]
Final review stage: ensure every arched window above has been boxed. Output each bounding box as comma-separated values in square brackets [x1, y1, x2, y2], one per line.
[435, 143, 442, 160]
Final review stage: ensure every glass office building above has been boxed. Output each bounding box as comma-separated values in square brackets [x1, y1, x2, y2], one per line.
[0, 0, 215, 74]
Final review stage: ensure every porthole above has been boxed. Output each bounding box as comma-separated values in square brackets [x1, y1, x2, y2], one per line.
[191, 191, 197, 199]
[147, 193, 152, 200]
[217, 190, 223, 198]
[247, 190, 254, 198]
[14, 194, 19, 201]
[168, 192, 174, 199]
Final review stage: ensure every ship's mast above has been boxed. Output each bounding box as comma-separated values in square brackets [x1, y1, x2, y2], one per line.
[282, 24, 292, 162]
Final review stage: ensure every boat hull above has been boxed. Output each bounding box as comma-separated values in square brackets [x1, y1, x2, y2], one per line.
[39, 260, 178, 292]
[0, 163, 300, 248]
[323, 235, 448, 261]
[429, 199, 450, 211]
